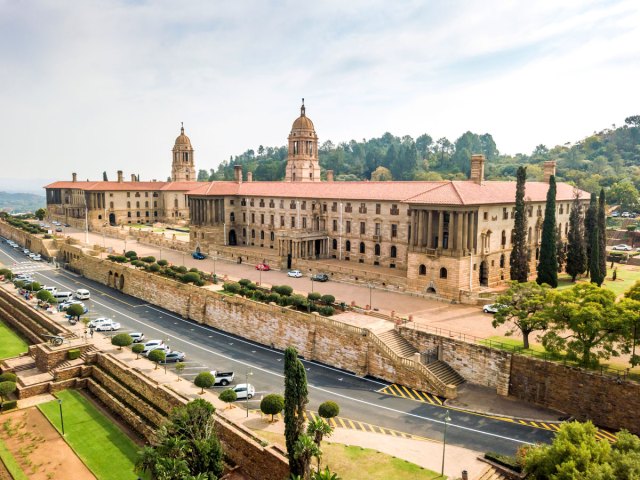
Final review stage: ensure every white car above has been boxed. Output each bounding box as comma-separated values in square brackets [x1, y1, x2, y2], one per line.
[483, 303, 506, 314]
[232, 383, 255, 400]
[287, 270, 303, 278]
[141, 340, 166, 355]
[142, 344, 171, 357]
[129, 332, 145, 343]
[31, 254, 41, 261]
[612, 244, 632, 251]
[75, 289, 91, 300]
[23, 248, 30, 255]
[95, 320, 121, 332]
[88, 317, 111, 328]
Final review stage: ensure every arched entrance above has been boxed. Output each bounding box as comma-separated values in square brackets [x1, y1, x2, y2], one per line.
[228, 229, 237, 246]
[479, 261, 489, 287]
[109, 213, 116, 225]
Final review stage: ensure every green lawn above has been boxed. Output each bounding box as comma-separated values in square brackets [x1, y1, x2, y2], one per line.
[0, 438, 28, 480]
[38, 390, 141, 480]
[0, 319, 29, 359]
[557, 266, 640, 296]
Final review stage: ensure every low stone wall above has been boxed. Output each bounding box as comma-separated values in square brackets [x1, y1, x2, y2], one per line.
[0, 286, 66, 342]
[0, 221, 57, 259]
[510, 355, 640, 433]
[33, 343, 92, 371]
[399, 326, 512, 395]
[17, 377, 87, 399]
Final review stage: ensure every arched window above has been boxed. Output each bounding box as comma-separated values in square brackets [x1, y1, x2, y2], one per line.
[332, 239, 338, 250]
[374, 244, 381, 256]
[390, 246, 397, 258]
[439, 267, 448, 279]
[501, 230, 506, 247]
[419, 264, 426, 275]
[359, 242, 365, 254]
[346, 240, 351, 252]
[500, 254, 505, 268]
[270, 232, 275, 241]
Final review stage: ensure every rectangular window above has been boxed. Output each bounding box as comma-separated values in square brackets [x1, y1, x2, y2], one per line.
[375, 223, 381, 236]
[261, 214, 265, 224]
[390, 204, 399, 215]
[346, 221, 351, 233]
[280, 216, 285, 227]
[243, 212, 246, 222]
[503, 207, 508, 220]
[360, 222, 366, 235]
[376, 204, 381, 214]
[270, 215, 274, 226]
[301, 201, 306, 210]
[251, 213, 255, 223]
[333, 219, 337, 231]
[127, 192, 130, 198]
[483, 212, 488, 220]
[291, 217, 296, 228]
[332, 202, 338, 212]
[229, 199, 235, 205]
[391, 224, 398, 238]
[302, 217, 307, 228]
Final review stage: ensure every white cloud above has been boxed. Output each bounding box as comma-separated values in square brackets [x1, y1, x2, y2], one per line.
[0, 0, 638, 183]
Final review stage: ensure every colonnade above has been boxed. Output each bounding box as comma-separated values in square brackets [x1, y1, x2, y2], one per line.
[278, 237, 328, 259]
[190, 197, 225, 225]
[410, 209, 478, 253]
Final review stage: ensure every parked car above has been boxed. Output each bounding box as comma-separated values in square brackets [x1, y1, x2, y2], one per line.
[311, 273, 329, 282]
[255, 263, 270, 271]
[95, 320, 121, 332]
[14, 274, 34, 282]
[31, 254, 41, 261]
[142, 344, 171, 357]
[42, 286, 57, 295]
[22, 248, 30, 255]
[88, 317, 111, 328]
[612, 244, 633, 251]
[60, 301, 88, 313]
[611, 211, 620, 217]
[55, 227, 63, 232]
[192, 251, 206, 260]
[129, 332, 145, 343]
[162, 351, 185, 363]
[210, 370, 235, 386]
[483, 303, 506, 314]
[75, 289, 91, 300]
[287, 270, 302, 278]
[621, 212, 631, 218]
[140, 340, 166, 356]
[232, 383, 255, 400]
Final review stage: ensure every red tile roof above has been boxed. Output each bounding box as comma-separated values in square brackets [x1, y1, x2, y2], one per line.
[44, 181, 200, 192]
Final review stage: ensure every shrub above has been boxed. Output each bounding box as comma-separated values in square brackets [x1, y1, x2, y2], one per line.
[266, 292, 280, 304]
[164, 268, 177, 278]
[0, 268, 14, 280]
[318, 306, 335, 317]
[252, 290, 266, 302]
[239, 278, 252, 287]
[290, 294, 307, 308]
[194, 372, 215, 393]
[43, 234, 52, 239]
[132, 343, 145, 357]
[124, 250, 138, 259]
[307, 292, 321, 302]
[111, 333, 133, 350]
[181, 272, 200, 284]
[189, 267, 199, 273]
[36, 289, 54, 303]
[219, 389, 237, 406]
[131, 260, 143, 267]
[157, 259, 168, 266]
[141, 256, 156, 263]
[13, 280, 25, 289]
[26, 281, 41, 292]
[0, 372, 17, 383]
[195, 279, 205, 287]
[318, 401, 340, 419]
[66, 349, 81, 360]
[320, 294, 335, 305]
[484, 452, 522, 472]
[107, 255, 128, 263]
[148, 349, 166, 369]
[260, 394, 285, 421]
[149, 263, 161, 272]
[177, 265, 188, 274]
[223, 282, 241, 294]
[245, 282, 257, 291]
[1, 400, 17, 411]
[66, 303, 85, 319]
[273, 285, 293, 296]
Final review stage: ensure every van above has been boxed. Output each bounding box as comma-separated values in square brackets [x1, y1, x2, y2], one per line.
[53, 291, 73, 302]
[43, 286, 57, 295]
[75, 289, 90, 300]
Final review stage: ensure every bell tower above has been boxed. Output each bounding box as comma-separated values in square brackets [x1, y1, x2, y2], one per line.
[286, 99, 320, 182]
[171, 123, 196, 182]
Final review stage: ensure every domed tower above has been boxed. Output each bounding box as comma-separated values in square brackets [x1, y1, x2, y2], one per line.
[286, 99, 320, 182]
[171, 123, 196, 182]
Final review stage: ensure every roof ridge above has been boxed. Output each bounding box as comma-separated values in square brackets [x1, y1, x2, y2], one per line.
[400, 181, 448, 202]
[449, 181, 464, 203]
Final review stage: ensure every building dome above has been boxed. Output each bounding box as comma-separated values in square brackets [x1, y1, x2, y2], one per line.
[291, 100, 315, 132]
[175, 124, 192, 147]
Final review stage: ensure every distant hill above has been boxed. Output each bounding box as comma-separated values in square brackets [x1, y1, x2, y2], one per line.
[0, 191, 45, 214]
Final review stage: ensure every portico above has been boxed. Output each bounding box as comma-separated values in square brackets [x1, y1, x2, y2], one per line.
[409, 208, 479, 256]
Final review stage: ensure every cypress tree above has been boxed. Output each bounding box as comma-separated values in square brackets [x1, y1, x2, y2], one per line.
[537, 176, 558, 287]
[598, 188, 607, 280]
[589, 220, 604, 286]
[566, 191, 587, 281]
[284, 346, 309, 477]
[584, 192, 597, 275]
[556, 228, 566, 273]
[510, 166, 529, 282]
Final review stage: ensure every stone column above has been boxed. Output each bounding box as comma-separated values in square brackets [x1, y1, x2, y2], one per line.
[461, 212, 468, 253]
[414, 210, 420, 246]
[456, 211, 463, 252]
[472, 211, 478, 252]
[437, 211, 444, 249]
[426, 210, 432, 248]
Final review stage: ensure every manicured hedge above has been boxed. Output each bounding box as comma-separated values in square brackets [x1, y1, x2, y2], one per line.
[67, 349, 81, 360]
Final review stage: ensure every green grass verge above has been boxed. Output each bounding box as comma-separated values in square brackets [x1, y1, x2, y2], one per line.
[557, 267, 640, 296]
[0, 437, 29, 480]
[38, 390, 140, 480]
[0, 318, 29, 359]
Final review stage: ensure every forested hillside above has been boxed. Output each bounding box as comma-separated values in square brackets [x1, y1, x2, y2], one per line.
[197, 115, 640, 209]
[0, 191, 45, 214]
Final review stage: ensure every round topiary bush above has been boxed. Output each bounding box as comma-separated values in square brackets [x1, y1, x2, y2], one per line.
[318, 306, 335, 317]
[189, 267, 199, 273]
[132, 343, 145, 357]
[260, 393, 285, 421]
[181, 272, 200, 284]
[141, 256, 156, 263]
[252, 290, 266, 302]
[219, 388, 237, 407]
[157, 259, 168, 267]
[124, 250, 138, 259]
[0, 372, 17, 383]
[195, 279, 205, 287]
[111, 333, 133, 350]
[320, 294, 335, 305]
[149, 263, 161, 272]
[239, 278, 251, 287]
[147, 349, 166, 369]
[307, 292, 321, 302]
[318, 400, 340, 419]
[266, 292, 280, 304]
[194, 371, 215, 393]
[223, 282, 241, 294]
[274, 285, 293, 296]
[290, 294, 307, 308]
[177, 266, 188, 274]
[0, 381, 17, 401]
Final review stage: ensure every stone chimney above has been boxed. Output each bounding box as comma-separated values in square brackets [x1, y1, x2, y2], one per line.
[543, 160, 557, 183]
[247, 171, 253, 182]
[130, 174, 137, 182]
[326, 170, 334, 182]
[234, 165, 243, 184]
[470, 154, 485, 184]
[117, 170, 123, 183]
[72, 172, 77, 182]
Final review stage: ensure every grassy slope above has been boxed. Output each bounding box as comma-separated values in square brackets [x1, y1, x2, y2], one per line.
[0, 319, 29, 359]
[0, 438, 29, 480]
[38, 390, 140, 480]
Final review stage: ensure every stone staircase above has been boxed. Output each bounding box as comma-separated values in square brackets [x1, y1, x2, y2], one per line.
[476, 465, 510, 480]
[376, 329, 418, 358]
[425, 360, 465, 386]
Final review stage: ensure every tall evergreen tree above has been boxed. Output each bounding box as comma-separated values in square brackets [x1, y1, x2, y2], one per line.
[598, 188, 607, 280]
[537, 176, 558, 287]
[556, 228, 566, 273]
[284, 346, 309, 477]
[566, 191, 587, 281]
[584, 193, 597, 275]
[589, 219, 605, 286]
[510, 166, 529, 282]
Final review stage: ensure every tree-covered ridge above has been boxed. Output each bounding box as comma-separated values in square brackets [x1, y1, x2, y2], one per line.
[198, 116, 640, 201]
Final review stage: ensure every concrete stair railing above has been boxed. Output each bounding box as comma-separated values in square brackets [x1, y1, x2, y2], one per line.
[425, 360, 465, 387]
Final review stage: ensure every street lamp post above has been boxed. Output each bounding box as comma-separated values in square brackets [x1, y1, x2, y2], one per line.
[258, 267, 262, 286]
[441, 410, 451, 477]
[58, 399, 65, 435]
[246, 370, 253, 418]
[368, 283, 373, 310]
[311, 277, 314, 293]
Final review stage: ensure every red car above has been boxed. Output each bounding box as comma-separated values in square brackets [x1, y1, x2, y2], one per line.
[255, 263, 271, 271]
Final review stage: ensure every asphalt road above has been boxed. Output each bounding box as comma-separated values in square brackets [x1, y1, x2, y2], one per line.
[0, 238, 555, 456]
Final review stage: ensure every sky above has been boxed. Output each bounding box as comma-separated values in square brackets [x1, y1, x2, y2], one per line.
[1, 0, 639, 191]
